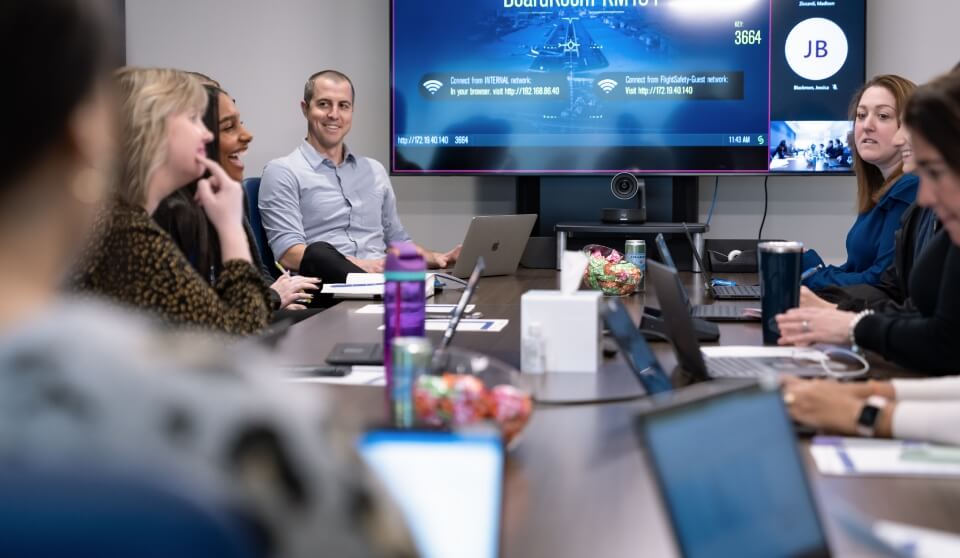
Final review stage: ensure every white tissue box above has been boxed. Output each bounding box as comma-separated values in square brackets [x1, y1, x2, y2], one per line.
[521, 290, 602, 373]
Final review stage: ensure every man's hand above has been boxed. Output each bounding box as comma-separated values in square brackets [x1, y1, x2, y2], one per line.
[347, 256, 385, 273]
[423, 245, 462, 269]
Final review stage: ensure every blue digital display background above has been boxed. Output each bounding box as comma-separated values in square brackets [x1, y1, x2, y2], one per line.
[768, 0, 866, 173]
[391, 0, 864, 174]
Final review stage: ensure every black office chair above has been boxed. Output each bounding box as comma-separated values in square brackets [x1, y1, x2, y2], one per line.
[0, 469, 258, 558]
[243, 176, 278, 277]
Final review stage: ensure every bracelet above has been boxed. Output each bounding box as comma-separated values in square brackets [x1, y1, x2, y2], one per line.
[848, 309, 875, 353]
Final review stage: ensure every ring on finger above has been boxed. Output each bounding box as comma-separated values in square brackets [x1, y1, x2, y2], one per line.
[801, 320, 810, 333]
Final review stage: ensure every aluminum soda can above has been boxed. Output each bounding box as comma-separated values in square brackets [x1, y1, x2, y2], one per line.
[391, 337, 433, 427]
[625, 239, 646, 292]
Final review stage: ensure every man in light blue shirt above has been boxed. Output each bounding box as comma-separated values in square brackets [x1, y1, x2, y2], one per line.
[260, 70, 460, 274]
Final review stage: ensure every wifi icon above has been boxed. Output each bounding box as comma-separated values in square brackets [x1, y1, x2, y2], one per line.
[422, 79, 443, 95]
[597, 78, 618, 93]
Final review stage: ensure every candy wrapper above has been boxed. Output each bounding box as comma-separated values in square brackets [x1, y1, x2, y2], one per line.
[446, 373, 487, 424]
[413, 373, 533, 444]
[491, 385, 534, 441]
[582, 245, 642, 296]
[414, 375, 449, 426]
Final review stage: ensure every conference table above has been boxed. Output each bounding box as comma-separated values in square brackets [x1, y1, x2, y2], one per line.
[269, 269, 960, 557]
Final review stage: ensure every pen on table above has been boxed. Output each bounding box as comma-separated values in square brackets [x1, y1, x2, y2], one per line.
[800, 264, 824, 281]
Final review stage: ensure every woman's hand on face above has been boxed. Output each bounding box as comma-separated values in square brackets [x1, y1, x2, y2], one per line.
[271, 273, 322, 309]
[775, 307, 856, 346]
[782, 377, 864, 435]
[799, 286, 837, 310]
[193, 156, 244, 234]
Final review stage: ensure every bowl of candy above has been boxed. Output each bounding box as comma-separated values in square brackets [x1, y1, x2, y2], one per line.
[414, 348, 533, 447]
[582, 244, 642, 296]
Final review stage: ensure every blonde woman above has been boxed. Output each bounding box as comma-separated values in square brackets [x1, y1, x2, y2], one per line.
[73, 68, 272, 335]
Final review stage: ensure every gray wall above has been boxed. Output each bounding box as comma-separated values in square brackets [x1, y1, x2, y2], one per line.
[126, 0, 960, 262]
[697, 0, 960, 263]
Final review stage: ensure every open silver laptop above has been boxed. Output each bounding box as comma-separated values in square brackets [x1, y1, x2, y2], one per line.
[449, 215, 537, 278]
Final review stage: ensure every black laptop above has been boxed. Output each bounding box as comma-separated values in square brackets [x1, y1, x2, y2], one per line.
[681, 224, 761, 300]
[601, 298, 673, 396]
[635, 380, 832, 558]
[646, 259, 825, 379]
[655, 233, 758, 322]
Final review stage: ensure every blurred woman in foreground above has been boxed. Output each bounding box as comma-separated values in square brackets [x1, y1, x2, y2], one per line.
[0, 1, 415, 556]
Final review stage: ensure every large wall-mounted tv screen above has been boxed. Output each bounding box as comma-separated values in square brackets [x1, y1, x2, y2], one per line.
[391, 0, 865, 175]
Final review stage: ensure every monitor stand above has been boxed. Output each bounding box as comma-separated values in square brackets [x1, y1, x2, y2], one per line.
[640, 307, 719, 343]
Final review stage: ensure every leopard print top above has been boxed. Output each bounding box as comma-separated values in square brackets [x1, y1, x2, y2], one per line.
[72, 200, 271, 335]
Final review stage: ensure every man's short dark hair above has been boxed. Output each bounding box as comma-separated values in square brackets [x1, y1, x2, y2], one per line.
[303, 70, 355, 104]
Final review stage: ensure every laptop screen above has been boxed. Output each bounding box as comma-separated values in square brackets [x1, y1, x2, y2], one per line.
[655, 233, 677, 270]
[646, 261, 708, 375]
[640, 385, 829, 558]
[440, 256, 485, 350]
[601, 298, 672, 395]
[359, 429, 503, 558]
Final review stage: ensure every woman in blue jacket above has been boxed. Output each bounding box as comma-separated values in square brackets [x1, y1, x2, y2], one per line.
[803, 74, 919, 291]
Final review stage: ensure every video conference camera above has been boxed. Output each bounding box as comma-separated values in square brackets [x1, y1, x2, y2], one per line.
[602, 173, 647, 224]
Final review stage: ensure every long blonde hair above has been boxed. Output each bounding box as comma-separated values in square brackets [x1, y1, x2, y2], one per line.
[114, 67, 207, 207]
[849, 74, 916, 214]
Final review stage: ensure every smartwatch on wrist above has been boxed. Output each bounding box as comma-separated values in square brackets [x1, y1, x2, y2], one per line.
[856, 395, 888, 437]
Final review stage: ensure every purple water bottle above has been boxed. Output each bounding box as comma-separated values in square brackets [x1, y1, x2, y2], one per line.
[383, 241, 426, 396]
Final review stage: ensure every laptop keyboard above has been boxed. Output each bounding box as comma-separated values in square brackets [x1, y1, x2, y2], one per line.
[712, 284, 761, 298]
[706, 357, 775, 378]
[707, 356, 821, 378]
[691, 304, 749, 319]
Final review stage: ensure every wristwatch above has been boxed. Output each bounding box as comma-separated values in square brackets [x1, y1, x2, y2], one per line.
[856, 395, 888, 437]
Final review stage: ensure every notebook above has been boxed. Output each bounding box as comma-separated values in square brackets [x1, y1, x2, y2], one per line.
[321, 273, 436, 299]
